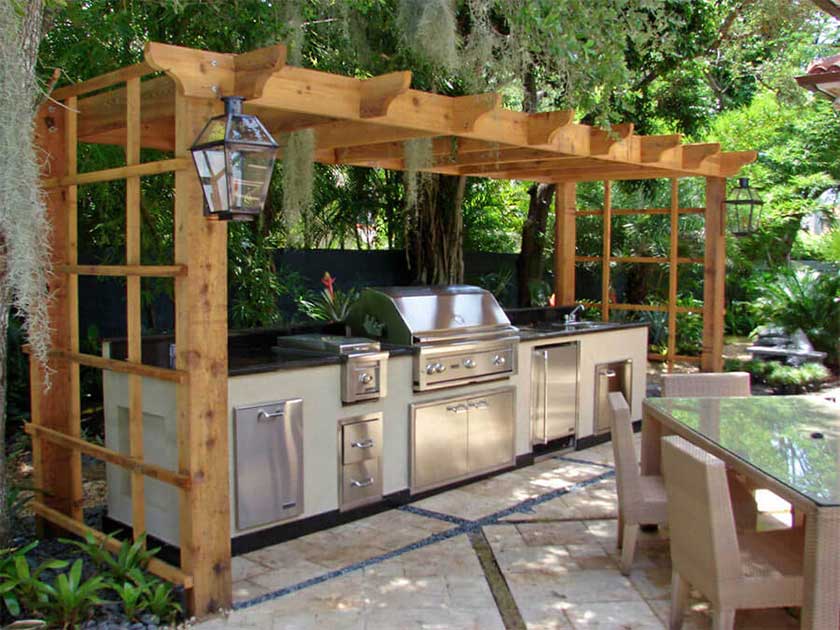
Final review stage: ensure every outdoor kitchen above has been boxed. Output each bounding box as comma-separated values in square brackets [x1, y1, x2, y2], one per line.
[101, 286, 647, 553]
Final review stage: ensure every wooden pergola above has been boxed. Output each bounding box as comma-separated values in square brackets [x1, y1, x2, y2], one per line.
[30, 42, 755, 616]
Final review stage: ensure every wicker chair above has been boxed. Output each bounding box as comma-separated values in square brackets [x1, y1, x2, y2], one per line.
[661, 371, 751, 398]
[661, 435, 804, 630]
[609, 391, 668, 575]
[662, 371, 758, 530]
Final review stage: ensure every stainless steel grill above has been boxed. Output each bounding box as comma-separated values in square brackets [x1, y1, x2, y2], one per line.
[348, 285, 518, 391]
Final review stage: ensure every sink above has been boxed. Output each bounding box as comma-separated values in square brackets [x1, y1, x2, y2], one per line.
[562, 321, 606, 329]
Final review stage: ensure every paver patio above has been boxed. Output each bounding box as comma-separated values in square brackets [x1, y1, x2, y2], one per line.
[196, 437, 800, 629]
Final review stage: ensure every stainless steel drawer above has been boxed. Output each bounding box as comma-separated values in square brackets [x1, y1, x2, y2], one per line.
[341, 459, 382, 509]
[342, 416, 383, 465]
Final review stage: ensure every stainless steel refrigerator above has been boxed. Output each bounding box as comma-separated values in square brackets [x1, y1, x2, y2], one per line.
[531, 342, 579, 445]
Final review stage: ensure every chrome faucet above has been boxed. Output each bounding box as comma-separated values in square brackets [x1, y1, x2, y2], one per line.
[565, 304, 585, 324]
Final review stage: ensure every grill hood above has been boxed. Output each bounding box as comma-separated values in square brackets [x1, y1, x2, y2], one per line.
[347, 285, 517, 346]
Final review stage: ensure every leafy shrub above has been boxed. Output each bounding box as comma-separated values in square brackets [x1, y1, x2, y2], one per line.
[0, 541, 66, 617]
[298, 272, 359, 322]
[37, 560, 107, 628]
[60, 532, 159, 584]
[753, 267, 840, 366]
[725, 358, 830, 393]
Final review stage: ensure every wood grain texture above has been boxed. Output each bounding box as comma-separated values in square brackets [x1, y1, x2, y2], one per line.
[126, 77, 145, 541]
[554, 182, 577, 304]
[601, 181, 612, 322]
[667, 179, 679, 373]
[174, 93, 232, 615]
[701, 177, 726, 372]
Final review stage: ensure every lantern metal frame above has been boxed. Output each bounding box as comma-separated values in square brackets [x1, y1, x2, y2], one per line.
[725, 177, 764, 237]
[190, 95, 279, 221]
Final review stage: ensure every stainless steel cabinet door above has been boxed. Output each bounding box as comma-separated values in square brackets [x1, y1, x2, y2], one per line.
[412, 400, 469, 492]
[234, 399, 303, 530]
[467, 389, 515, 473]
[545, 343, 578, 440]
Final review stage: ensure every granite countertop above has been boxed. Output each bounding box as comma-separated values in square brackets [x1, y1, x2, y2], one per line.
[104, 319, 648, 377]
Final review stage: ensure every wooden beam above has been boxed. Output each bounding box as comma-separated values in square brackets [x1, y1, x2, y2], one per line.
[682, 143, 720, 169]
[32, 502, 192, 588]
[360, 71, 412, 118]
[601, 181, 612, 321]
[638, 134, 682, 163]
[716, 150, 758, 176]
[311, 120, 437, 151]
[554, 182, 577, 303]
[174, 93, 232, 615]
[77, 76, 174, 141]
[701, 177, 726, 372]
[82, 118, 176, 151]
[126, 77, 145, 542]
[56, 264, 187, 277]
[25, 424, 191, 489]
[43, 158, 190, 189]
[52, 62, 155, 101]
[46, 349, 188, 383]
[668, 178, 679, 373]
[590, 123, 633, 157]
[234, 44, 287, 99]
[34, 101, 77, 533]
[452, 93, 502, 132]
[144, 42, 235, 99]
[66, 96, 84, 524]
[527, 110, 574, 145]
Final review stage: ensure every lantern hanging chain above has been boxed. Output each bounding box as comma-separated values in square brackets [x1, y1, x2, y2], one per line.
[0, 0, 54, 385]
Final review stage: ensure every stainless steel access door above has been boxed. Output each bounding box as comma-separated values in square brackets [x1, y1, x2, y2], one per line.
[594, 359, 633, 434]
[411, 399, 469, 493]
[234, 398, 303, 530]
[531, 343, 579, 444]
[467, 389, 515, 474]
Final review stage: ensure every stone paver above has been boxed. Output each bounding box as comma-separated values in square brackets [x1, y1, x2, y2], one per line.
[197, 441, 801, 629]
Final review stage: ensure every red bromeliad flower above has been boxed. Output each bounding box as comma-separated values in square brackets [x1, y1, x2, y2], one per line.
[321, 272, 336, 299]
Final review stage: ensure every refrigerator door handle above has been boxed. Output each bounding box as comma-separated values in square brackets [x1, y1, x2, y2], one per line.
[541, 350, 549, 444]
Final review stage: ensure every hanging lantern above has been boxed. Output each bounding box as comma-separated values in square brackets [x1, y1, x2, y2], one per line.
[190, 96, 279, 221]
[725, 177, 764, 237]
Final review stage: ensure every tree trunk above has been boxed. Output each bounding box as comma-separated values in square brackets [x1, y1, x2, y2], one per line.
[515, 69, 555, 306]
[405, 173, 465, 284]
[516, 183, 555, 305]
[0, 248, 10, 545]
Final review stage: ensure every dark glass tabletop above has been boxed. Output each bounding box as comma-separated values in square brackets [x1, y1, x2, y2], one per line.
[645, 396, 840, 507]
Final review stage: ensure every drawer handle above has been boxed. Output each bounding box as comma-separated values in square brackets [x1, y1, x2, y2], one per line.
[350, 477, 375, 488]
[257, 409, 284, 422]
[351, 439, 375, 449]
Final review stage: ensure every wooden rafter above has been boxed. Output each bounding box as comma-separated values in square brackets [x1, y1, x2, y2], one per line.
[65, 41, 757, 181]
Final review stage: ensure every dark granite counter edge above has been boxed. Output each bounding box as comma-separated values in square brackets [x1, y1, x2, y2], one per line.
[228, 322, 649, 376]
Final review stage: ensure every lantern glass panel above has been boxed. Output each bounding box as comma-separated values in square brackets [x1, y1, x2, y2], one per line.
[194, 117, 227, 146]
[226, 113, 276, 145]
[224, 145, 277, 215]
[192, 147, 228, 214]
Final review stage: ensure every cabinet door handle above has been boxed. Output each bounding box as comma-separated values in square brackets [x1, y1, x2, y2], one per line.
[351, 439, 375, 449]
[257, 409, 284, 422]
[350, 477, 375, 488]
[600, 369, 617, 378]
[469, 400, 489, 410]
[446, 404, 468, 414]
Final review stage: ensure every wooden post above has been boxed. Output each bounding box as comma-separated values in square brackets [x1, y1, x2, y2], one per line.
[701, 177, 726, 372]
[32, 101, 83, 531]
[554, 182, 577, 304]
[174, 92, 232, 615]
[667, 179, 679, 372]
[601, 181, 611, 321]
[125, 78, 145, 540]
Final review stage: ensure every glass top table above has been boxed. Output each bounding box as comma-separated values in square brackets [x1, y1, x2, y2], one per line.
[644, 395, 840, 507]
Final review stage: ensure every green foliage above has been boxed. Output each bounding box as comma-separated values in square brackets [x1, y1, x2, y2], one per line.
[753, 267, 840, 365]
[60, 532, 159, 584]
[462, 179, 527, 253]
[0, 541, 46, 617]
[477, 267, 513, 304]
[111, 578, 146, 620]
[726, 358, 832, 394]
[403, 137, 434, 211]
[37, 560, 107, 628]
[127, 569, 181, 624]
[297, 273, 359, 323]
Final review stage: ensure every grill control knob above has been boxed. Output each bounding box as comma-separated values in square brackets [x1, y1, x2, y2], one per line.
[463, 358, 477, 369]
[359, 373, 374, 385]
[426, 363, 436, 375]
[492, 355, 506, 366]
[434, 362, 446, 373]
